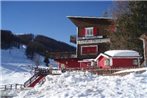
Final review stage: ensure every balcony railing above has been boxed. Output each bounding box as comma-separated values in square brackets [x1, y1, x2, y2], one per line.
[77, 38, 110, 44]
[78, 36, 103, 40]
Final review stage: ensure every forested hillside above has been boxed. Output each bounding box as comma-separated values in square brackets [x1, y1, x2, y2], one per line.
[1, 30, 76, 59]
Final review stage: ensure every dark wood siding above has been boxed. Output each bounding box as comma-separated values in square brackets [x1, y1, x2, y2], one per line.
[78, 27, 85, 37]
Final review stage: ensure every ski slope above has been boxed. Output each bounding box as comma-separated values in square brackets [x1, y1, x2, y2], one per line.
[0, 47, 58, 85]
[1, 47, 34, 85]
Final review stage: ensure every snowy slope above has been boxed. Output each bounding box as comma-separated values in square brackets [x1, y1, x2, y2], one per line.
[1, 47, 34, 84]
[0, 47, 58, 85]
[15, 71, 147, 98]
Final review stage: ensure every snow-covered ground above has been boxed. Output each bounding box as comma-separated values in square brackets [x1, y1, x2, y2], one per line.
[1, 47, 34, 84]
[15, 71, 147, 98]
[1, 47, 147, 98]
[0, 47, 53, 85]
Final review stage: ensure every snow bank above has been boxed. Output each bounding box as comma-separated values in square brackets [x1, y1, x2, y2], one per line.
[105, 50, 140, 57]
[15, 71, 147, 98]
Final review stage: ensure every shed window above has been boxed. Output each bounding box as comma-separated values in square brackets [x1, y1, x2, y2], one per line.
[85, 27, 93, 37]
[133, 59, 138, 65]
[105, 59, 110, 66]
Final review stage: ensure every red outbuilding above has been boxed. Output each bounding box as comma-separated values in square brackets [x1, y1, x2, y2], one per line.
[95, 50, 141, 69]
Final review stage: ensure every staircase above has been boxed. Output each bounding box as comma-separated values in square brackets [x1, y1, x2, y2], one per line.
[24, 68, 49, 87]
[24, 68, 61, 87]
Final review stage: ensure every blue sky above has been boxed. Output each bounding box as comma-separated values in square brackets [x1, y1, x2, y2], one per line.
[1, 1, 113, 46]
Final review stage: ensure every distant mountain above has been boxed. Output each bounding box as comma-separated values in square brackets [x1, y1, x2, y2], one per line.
[1, 30, 76, 59]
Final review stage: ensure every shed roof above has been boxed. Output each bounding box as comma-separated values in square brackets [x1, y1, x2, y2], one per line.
[78, 59, 94, 62]
[104, 50, 140, 57]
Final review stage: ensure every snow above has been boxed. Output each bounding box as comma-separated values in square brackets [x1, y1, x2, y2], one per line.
[104, 50, 140, 57]
[1, 47, 34, 85]
[0, 47, 58, 85]
[15, 71, 147, 98]
[1, 47, 147, 98]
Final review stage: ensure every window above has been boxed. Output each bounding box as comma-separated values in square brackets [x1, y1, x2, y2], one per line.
[81, 45, 97, 55]
[133, 59, 138, 65]
[104, 59, 110, 66]
[85, 27, 93, 37]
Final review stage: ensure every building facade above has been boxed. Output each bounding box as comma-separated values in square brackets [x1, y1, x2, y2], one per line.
[68, 16, 114, 59]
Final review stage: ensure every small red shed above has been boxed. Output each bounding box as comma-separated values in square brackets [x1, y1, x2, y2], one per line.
[95, 50, 141, 69]
[78, 59, 94, 69]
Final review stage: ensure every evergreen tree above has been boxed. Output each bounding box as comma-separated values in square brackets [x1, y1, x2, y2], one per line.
[110, 1, 147, 56]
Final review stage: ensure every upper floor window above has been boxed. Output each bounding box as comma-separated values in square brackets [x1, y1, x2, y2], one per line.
[85, 27, 93, 37]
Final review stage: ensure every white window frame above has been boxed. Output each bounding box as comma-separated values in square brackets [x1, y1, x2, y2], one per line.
[85, 27, 93, 37]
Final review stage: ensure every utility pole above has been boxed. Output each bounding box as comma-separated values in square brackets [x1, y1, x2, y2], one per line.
[140, 34, 147, 67]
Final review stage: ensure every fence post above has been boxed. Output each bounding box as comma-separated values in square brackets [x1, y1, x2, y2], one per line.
[5, 85, 7, 90]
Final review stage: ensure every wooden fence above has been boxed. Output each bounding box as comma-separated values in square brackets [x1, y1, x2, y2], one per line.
[65, 66, 146, 75]
[0, 84, 24, 91]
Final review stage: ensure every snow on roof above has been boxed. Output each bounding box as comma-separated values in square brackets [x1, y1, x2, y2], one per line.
[104, 50, 140, 57]
[78, 59, 94, 62]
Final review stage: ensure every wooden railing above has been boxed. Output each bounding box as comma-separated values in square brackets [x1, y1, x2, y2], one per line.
[24, 73, 39, 87]
[24, 68, 61, 87]
[64, 67, 146, 75]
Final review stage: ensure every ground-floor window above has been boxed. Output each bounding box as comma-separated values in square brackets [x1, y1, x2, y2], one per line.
[81, 45, 98, 55]
[104, 59, 110, 66]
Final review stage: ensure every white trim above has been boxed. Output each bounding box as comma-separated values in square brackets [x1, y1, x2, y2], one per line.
[81, 45, 98, 55]
[67, 16, 113, 20]
[78, 38, 110, 44]
[76, 27, 78, 57]
[78, 36, 103, 40]
[95, 53, 110, 61]
[110, 58, 113, 66]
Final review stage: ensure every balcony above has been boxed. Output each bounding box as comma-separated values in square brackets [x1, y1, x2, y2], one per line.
[78, 35, 103, 40]
[77, 38, 110, 45]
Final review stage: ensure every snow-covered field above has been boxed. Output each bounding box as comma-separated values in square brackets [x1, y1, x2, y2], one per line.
[1, 48, 147, 98]
[15, 71, 147, 98]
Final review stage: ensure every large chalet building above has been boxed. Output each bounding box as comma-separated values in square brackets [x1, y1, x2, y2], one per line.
[68, 16, 114, 59]
[55, 16, 115, 69]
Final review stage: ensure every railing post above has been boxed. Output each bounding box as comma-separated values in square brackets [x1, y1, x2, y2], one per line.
[5, 85, 7, 90]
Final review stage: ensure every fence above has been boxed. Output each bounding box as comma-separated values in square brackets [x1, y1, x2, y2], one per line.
[0, 84, 24, 91]
[65, 66, 146, 75]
